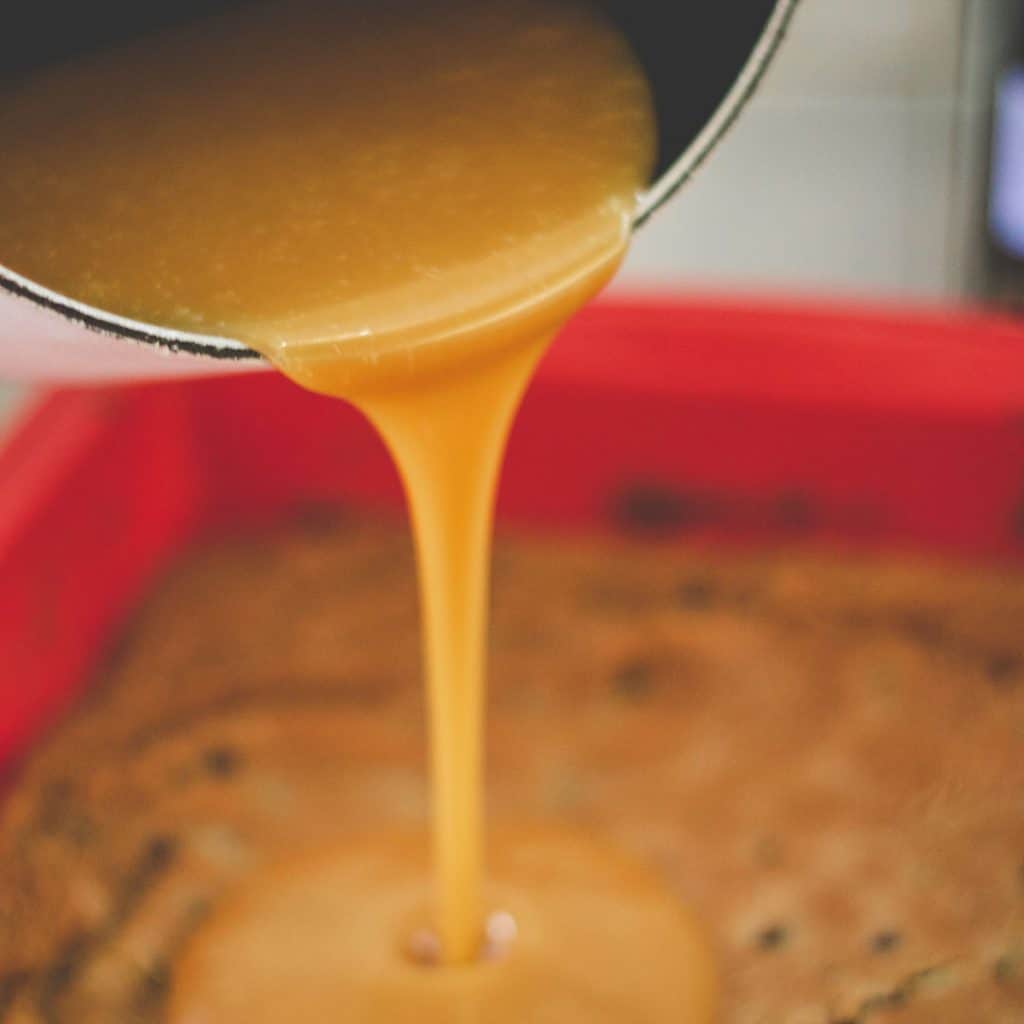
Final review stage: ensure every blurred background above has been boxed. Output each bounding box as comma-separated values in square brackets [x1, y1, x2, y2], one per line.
[612, 0, 1017, 303]
[1, 0, 1022, 421]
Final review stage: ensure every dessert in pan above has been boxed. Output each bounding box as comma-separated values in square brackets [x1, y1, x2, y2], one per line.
[1, 517, 1022, 1022]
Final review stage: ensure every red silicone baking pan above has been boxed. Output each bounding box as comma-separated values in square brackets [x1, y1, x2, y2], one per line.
[2, 295, 1024, 771]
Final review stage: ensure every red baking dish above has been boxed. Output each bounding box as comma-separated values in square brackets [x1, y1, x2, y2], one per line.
[2, 295, 1024, 772]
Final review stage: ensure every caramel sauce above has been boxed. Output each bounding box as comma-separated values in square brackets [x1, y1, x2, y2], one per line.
[0, 1, 715, 1017]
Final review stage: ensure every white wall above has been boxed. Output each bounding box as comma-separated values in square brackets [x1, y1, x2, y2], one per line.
[614, 0, 1012, 302]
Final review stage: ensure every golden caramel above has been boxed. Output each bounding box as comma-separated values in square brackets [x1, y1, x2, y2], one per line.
[0, 1, 715, 1018]
[0, 0, 652, 395]
[172, 829, 716, 1023]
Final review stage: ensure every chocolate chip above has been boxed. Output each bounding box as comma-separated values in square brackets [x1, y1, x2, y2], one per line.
[106, 835, 181, 936]
[677, 577, 715, 610]
[41, 931, 91, 1001]
[871, 929, 902, 954]
[611, 483, 719, 537]
[987, 652, 1021, 688]
[755, 924, 789, 950]
[901, 611, 944, 648]
[612, 658, 655, 700]
[34, 777, 73, 834]
[0, 970, 30, 1015]
[860, 988, 909, 1013]
[994, 951, 1024, 989]
[775, 489, 818, 533]
[204, 746, 242, 778]
[143, 835, 179, 873]
[136, 962, 170, 1008]
[292, 501, 348, 536]
[33, 776, 96, 848]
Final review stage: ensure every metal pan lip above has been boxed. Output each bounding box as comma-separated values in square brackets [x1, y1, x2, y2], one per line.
[634, 0, 799, 227]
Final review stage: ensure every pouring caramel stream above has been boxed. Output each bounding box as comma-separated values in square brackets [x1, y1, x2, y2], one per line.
[0, 1, 715, 1016]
